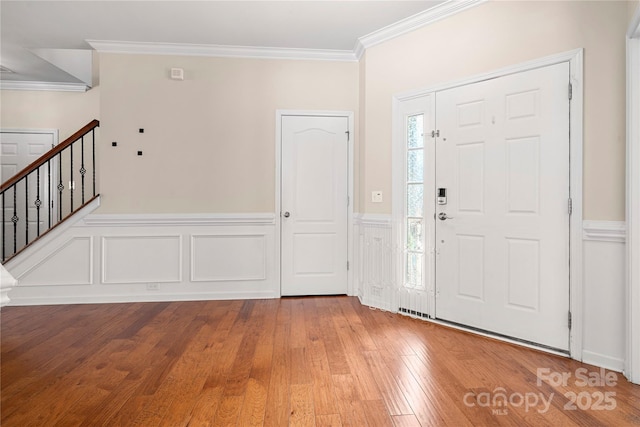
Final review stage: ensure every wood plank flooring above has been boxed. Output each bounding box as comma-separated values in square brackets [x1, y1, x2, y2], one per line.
[1, 296, 639, 426]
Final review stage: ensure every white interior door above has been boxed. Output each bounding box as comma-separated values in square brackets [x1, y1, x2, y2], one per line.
[281, 115, 349, 296]
[435, 62, 571, 350]
[1, 130, 56, 255]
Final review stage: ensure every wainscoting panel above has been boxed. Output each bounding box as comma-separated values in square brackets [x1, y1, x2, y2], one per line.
[191, 234, 266, 282]
[4, 213, 278, 305]
[582, 220, 626, 372]
[102, 235, 182, 284]
[17, 236, 93, 286]
[354, 214, 394, 311]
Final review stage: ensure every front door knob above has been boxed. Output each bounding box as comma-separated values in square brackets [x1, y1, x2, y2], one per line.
[283, 212, 290, 218]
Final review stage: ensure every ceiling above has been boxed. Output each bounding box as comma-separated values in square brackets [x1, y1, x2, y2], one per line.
[0, 1, 445, 85]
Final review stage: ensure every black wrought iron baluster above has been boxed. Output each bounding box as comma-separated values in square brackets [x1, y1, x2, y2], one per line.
[24, 176, 29, 246]
[80, 135, 86, 204]
[35, 168, 41, 237]
[12, 186, 17, 254]
[92, 129, 96, 197]
[58, 152, 63, 220]
[47, 159, 52, 229]
[70, 142, 74, 211]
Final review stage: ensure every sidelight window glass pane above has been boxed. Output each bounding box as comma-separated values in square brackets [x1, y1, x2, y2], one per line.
[407, 218, 424, 252]
[407, 184, 423, 218]
[407, 149, 423, 183]
[407, 115, 424, 149]
[405, 112, 425, 291]
[406, 253, 423, 288]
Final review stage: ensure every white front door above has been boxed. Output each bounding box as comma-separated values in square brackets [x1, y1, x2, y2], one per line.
[1, 130, 56, 256]
[280, 115, 349, 296]
[434, 62, 570, 350]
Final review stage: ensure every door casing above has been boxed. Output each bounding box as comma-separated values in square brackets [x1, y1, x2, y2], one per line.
[626, 9, 640, 384]
[275, 110, 355, 297]
[392, 49, 584, 358]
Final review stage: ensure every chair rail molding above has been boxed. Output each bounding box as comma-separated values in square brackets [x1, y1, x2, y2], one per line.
[583, 220, 626, 243]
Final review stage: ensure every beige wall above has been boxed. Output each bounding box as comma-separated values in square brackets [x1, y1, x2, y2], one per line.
[2, 1, 630, 219]
[0, 88, 100, 142]
[358, 52, 367, 211]
[98, 53, 358, 213]
[361, 0, 628, 220]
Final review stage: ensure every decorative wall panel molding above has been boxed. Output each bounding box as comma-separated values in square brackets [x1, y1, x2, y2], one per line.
[17, 236, 94, 286]
[191, 234, 267, 282]
[354, 214, 394, 311]
[582, 220, 626, 372]
[102, 235, 182, 284]
[4, 212, 278, 305]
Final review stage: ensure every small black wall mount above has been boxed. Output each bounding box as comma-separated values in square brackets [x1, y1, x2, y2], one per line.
[139, 128, 144, 133]
[137, 151, 143, 156]
[112, 142, 117, 147]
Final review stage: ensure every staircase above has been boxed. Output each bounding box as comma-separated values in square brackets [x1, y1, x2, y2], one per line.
[1, 120, 100, 263]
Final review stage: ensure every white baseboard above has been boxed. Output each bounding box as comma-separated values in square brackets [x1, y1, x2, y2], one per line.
[9, 290, 280, 306]
[582, 350, 625, 373]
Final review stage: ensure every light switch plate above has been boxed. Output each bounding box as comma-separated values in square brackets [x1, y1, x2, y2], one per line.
[372, 191, 383, 203]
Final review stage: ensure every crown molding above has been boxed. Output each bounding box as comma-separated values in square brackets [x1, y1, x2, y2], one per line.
[88, 1, 485, 63]
[0, 80, 89, 92]
[355, 0, 487, 56]
[353, 40, 366, 61]
[87, 40, 357, 62]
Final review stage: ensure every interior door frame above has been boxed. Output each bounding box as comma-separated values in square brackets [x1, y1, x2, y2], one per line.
[626, 7, 640, 384]
[275, 110, 355, 296]
[392, 48, 583, 358]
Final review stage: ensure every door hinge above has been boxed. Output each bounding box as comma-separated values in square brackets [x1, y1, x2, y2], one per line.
[568, 198, 573, 215]
[431, 130, 440, 138]
[568, 83, 573, 101]
[347, 196, 350, 207]
[568, 311, 572, 329]
[345, 130, 350, 142]
[347, 261, 350, 271]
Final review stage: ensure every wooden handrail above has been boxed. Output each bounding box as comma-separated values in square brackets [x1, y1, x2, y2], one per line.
[0, 119, 99, 192]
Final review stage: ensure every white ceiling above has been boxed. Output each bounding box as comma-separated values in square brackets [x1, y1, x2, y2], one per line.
[0, 1, 445, 85]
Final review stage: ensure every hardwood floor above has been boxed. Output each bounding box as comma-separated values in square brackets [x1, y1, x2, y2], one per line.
[1, 296, 639, 426]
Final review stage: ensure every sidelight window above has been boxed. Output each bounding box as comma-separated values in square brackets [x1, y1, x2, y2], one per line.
[405, 114, 425, 289]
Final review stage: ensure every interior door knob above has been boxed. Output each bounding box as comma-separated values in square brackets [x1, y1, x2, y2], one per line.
[438, 212, 453, 220]
[283, 212, 290, 218]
